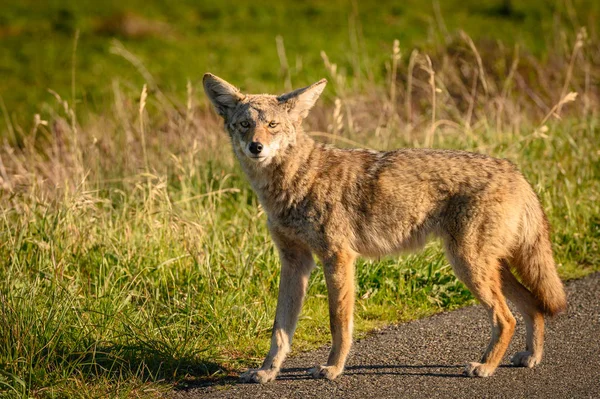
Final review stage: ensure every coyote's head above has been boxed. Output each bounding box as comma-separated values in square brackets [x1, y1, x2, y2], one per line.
[203, 73, 326, 166]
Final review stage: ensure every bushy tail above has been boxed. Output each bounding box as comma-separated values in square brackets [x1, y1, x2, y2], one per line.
[512, 197, 567, 316]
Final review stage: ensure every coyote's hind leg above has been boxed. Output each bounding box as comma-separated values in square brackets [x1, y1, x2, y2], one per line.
[446, 249, 516, 378]
[499, 262, 545, 368]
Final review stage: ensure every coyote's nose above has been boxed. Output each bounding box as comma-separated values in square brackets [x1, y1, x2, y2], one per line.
[249, 142, 263, 155]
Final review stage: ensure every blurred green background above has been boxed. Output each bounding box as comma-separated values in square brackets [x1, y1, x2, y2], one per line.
[1, 0, 598, 131]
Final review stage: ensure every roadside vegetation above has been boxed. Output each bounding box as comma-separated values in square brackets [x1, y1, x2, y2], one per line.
[0, 1, 598, 397]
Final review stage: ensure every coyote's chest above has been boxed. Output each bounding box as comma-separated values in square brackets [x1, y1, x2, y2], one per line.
[264, 195, 336, 255]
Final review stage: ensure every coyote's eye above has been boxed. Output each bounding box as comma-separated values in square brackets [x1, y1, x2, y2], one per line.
[268, 121, 278, 128]
[240, 121, 250, 128]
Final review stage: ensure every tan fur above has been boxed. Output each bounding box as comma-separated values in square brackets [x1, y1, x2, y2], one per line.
[203, 73, 567, 383]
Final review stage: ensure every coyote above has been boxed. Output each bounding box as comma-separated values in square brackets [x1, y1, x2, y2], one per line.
[203, 73, 566, 382]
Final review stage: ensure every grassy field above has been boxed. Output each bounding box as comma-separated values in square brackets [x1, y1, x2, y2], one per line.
[2, 0, 599, 130]
[1, 1, 599, 398]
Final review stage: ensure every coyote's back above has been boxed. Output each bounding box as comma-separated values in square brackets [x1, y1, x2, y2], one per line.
[203, 73, 566, 383]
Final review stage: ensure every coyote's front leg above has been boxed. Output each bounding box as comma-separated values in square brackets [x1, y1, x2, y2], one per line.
[309, 250, 356, 380]
[240, 232, 315, 384]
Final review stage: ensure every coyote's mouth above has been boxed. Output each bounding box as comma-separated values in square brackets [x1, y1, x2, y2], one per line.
[249, 155, 267, 160]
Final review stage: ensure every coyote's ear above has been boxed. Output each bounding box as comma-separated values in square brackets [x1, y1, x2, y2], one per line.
[278, 79, 327, 120]
[203, 73, 245, 117]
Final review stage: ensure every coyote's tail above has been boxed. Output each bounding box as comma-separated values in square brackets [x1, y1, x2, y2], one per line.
[512, 195, 567, 316]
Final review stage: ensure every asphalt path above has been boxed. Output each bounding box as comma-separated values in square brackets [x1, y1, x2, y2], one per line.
[172, 272, 600, 398]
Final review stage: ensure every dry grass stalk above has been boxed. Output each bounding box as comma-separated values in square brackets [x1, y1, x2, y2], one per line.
[557, 27, 586, 114]
[276, 35, 292, 92]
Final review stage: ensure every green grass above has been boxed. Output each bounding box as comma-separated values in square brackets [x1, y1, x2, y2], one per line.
[1, 0, 599, 130]
[1, 1, 599, 398]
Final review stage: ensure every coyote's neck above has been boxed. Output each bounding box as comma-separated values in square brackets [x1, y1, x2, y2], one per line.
[240, 129, 322, 217]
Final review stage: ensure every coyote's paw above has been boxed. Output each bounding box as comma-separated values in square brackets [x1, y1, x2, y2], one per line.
[239, 368, 278, 384]
[464, 362, 495, 378]
[308, 365, 343, 380]
[511, 351, 541, 368]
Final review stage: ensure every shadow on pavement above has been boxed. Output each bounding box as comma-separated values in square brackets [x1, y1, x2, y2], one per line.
[276, 364, 468, 380]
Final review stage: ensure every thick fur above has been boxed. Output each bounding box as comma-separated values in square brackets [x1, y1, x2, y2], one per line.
[203, 73, 567, 383]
